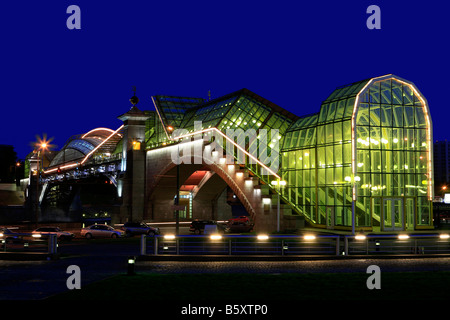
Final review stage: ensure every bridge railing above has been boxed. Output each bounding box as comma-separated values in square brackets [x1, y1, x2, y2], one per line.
[140, 234, 341, 256]
[0, 233, 58, 255]
[343, 233, 450, 255]
[139, 233, 450, 257]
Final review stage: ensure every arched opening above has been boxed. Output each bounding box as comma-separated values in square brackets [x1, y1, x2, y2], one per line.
[146, 163, 250, 224]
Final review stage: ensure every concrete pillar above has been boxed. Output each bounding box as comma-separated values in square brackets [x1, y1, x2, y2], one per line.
[115, 94, 148, 224]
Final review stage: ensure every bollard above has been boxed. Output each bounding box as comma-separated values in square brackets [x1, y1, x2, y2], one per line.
[140, 234, 147, 255]
[154, 236, 159, 255]
[48, 234, 58, 254]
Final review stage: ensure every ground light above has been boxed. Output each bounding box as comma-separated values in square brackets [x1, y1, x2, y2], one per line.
[398, 234, 410, 240]
[127, 256, 136, 276]
[440, 234, 450, 239]
[164, 234, 176, 240]
[355, 234, 367, 240]
[303, 235, 316, 240]
[210, 234, 222, 240]
[257, 235, 269, 241]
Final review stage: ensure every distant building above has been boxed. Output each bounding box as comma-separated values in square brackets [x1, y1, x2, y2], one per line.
[0, 144, 17, 183]
[434, 140, 450, 192]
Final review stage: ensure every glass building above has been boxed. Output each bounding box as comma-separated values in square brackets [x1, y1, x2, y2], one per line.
[280, 74, 433, 232]
[148, 74, 433, 232]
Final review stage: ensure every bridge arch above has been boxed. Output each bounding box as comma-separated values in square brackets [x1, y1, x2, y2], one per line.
[144, 145, 278, 232]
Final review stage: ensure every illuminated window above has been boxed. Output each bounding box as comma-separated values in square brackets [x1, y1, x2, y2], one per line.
[132, 141, 141, 150]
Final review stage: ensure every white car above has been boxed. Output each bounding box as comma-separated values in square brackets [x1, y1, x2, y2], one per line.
[32, 227, 75, 240]
[81, 224, 124, 239]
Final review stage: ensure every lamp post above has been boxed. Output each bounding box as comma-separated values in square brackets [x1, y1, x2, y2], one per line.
[345, 175, 360, 235]
[271, 179, 286, 232]
[33, 136, 52, 228]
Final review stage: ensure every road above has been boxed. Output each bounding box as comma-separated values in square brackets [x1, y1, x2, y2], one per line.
[1, 238, 450, 300]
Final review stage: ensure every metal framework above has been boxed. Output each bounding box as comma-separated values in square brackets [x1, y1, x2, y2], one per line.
[42, 74, 434, 233]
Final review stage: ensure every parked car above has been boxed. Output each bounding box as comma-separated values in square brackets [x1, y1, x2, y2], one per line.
[32, 227, 75, 241]
[224, 221, 254, 233]
[80, 224, 124, 239]
[189, 220, 224, 235]
[0, 227, 22, 244]
[121, 222, 160, 237]
[228, 216, 250, 224]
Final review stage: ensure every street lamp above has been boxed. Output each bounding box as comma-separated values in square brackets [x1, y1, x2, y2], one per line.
[345, 175, 360, 235]
[271, 179, 286, 232]
[32, 134, 54, 228]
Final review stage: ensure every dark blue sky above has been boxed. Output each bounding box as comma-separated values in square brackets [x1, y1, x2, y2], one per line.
[1, 1, 449, 159]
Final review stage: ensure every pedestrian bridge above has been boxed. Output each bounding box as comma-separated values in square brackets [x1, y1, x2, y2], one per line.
[28, 74, 434, 234]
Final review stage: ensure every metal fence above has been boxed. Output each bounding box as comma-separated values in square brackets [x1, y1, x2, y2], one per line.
[0, 233, 58, 255]
[141, 234, 340, 256]
[140, 233, 450, 257]
[344, 234, 450, 255]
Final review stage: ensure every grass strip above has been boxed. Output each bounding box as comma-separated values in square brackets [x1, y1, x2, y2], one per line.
[49, 271, 450, 301]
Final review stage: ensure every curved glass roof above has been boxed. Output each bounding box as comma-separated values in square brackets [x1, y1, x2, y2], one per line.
[318, 79, 371, 124]
[66, 139, 96, 155]
[48, 127, 123, 169]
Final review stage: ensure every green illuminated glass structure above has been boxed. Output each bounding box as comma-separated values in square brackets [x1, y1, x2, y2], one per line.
[279, 75, 433, 232]
[146, 74, 434, 232]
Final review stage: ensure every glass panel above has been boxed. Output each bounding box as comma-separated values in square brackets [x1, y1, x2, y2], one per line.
[393, 199, 403, 229]
[371, 150, 381, 172]
[344, 98, 355, 118]
[334, 122, 342, 142]
[404, 106, 414, 127]
[326, 146, 334, 166]
[334, 144, 342, 167]
[369, 82, 380, 103]
[403, 86, 414, 106]
[326, 102, 337, 121]
[326, 124, 334, 143]
[317, 125, 325, 145]
[380, 105, 392, 127]
[381, 127, 392, 149]
[343, 120, 351, 141]
[392, 128, 403, 149]
[370, 127, 381, 149]
[343, 143, 351, 165]
[417, 197, 430, 226]
[370, 104, 381, 126]
[357, 127, 369, 149]
[356, 103, 370, 126]
[319, 104, 329, 122]
[380, 79, 391, 104]
[405, 198, 415, 231]
[335, 100, 346, 119]
[392, 81, 403, 105]
[383, 198, 403, 231]
[392, 105, 403, 127]
[415, 107, 426, 128]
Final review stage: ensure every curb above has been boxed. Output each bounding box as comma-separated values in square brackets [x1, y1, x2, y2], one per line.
[0, 252, 60, 261]
[136, 253, 450, 262]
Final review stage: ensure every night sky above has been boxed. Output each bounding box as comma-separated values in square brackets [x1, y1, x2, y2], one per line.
[1, 1, 448, 160]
